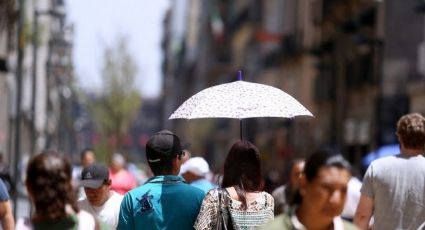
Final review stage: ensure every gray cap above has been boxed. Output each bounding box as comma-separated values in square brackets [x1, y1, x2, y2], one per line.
[80, 163, 109, 189]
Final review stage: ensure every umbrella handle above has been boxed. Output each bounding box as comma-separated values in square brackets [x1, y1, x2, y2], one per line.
[240, 119, 243, 140]
[237, 70, 243, 81]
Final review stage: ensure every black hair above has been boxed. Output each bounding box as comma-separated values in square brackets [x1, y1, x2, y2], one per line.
[80, 148, 94, 160]
[304, 148, 351, 182]
[221, 140, 264, 210]
[147, 152, 184, 175]
[292, 148, 351, 205]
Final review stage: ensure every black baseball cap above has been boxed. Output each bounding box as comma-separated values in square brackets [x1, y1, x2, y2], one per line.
[146, 130, 186, 163]
[80, 163, 109, 189]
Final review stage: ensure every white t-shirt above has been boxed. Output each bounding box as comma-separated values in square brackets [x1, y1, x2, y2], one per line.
[341, 177, 362, 219]
[361, 154, 425, 229]
[78, 191, 123, 228]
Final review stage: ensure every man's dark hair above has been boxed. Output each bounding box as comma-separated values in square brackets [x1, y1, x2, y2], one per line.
[148, 153, 184, 175]
[304, 148, 351, 182]
[293, 148, 351, 205]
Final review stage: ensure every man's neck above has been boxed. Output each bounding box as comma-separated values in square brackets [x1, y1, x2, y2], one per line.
[297, 205, 333, 230]
[92, 191, 113, 208]
[153, 172, 178, 177]
[401, 147, 424, 156]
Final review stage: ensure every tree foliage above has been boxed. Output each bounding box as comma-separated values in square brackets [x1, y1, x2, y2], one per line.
[88, 36, 141, 156]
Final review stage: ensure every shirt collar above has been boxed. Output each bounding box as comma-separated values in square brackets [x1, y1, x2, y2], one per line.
[291, 212, 345, 230]
[145, 175, 185, 184]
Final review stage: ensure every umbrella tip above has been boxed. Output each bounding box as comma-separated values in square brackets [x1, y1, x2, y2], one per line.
[237, 70, 243, 81]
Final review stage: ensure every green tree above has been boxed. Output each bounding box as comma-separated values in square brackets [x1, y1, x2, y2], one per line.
[88, 36, 141, 161]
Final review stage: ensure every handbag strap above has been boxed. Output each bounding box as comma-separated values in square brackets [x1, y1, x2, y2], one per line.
[217, 188, 228, 230]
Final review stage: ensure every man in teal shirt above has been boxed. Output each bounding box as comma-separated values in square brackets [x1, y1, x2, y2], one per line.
[118, 130, 205, 230]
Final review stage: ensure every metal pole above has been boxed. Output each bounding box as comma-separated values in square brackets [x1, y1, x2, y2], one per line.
[240, 120, 243, 140]
[13, 0, 26, 219]
[30, 10, 38, 156]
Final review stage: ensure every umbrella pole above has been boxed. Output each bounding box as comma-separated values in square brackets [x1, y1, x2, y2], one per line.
[240, 119, 243, 140]
[239, 70, 243, 140]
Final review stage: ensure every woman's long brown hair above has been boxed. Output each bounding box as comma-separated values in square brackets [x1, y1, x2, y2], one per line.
[26, 151, 79, 221]
[221, 140, 264, 209]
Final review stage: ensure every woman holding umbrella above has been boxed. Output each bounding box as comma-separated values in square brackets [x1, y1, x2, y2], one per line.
[194, 140, 274, 230]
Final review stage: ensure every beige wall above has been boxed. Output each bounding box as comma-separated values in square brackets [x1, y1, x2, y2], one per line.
[408, 83, 425, 114]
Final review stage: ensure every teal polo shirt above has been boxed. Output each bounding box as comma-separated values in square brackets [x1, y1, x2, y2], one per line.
[118, 175, 205, 230]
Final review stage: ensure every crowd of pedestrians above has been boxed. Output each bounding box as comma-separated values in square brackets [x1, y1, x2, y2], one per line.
[0, 112, 423, 229]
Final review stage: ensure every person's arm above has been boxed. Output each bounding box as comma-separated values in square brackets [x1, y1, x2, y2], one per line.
[354, 195, 373, 230]
[0, 200, 14, 230]
[0, 179, 14, 230]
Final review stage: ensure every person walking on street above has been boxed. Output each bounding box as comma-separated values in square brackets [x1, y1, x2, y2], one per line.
[271, 158, 305, 215]
[109, 153, 137, 195]
[194, 140, 274, 230]
[354, 113, 425, 230]
[78, 163, 123, 229]
[118, 130, 205, 230]
[180, 156, 216, 193]
[259, 148, 358, 230]
[72, 148, 96, 198]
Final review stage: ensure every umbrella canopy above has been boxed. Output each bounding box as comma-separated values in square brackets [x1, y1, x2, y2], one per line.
[169, 75, 313, 139]
[169, 80, 313, 120]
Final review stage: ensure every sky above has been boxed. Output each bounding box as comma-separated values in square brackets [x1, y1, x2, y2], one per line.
[67, 0, 170, 98]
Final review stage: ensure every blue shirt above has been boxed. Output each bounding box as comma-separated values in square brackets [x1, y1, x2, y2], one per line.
[190, 179, 216, 194]
[118, 175, 205, 230]
[0, 179, 9, 201]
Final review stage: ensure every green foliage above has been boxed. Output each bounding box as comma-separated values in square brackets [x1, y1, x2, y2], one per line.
[88, 36, 142, 158]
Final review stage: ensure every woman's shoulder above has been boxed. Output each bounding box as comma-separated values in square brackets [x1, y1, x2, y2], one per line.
[262, 191, 274, 201]
[203, 188, 221, 202]
[205, 188, 220, 197]
[256, 191, 274, 207]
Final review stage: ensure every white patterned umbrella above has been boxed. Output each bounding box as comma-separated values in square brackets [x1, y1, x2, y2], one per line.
[169, 77, 313, 138]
